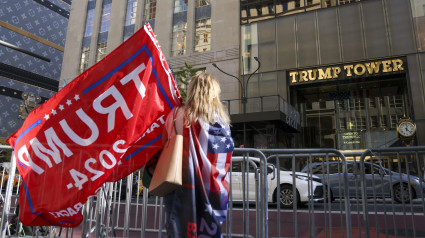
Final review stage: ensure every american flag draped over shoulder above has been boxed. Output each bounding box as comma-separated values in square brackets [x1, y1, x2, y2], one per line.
[165, 119, 234, 237]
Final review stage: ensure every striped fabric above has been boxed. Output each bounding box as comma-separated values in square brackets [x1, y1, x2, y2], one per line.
[165, 119, 234, 237]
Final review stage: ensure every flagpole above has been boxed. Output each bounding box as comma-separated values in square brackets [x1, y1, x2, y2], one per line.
[0, 147, 16, 237]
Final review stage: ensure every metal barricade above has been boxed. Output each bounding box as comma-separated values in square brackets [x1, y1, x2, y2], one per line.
[359, 147, 425, 238]
[1, 145, 425, 237]
[260, 148, 352, 238]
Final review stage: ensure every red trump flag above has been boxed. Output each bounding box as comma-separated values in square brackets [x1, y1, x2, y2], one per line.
[7, 24, 181, 227]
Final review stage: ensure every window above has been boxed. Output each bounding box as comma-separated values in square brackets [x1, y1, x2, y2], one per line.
[348, 99, 354, 110]
[99, 3, 112, 33]
[364, 164, 382, 175]
[336, 100, 345, 110]
[232, 161, 256, 173]
[196, 0, 210, 7]
[125, 0, 137, 26]
[347, 117, 355, 130]
[79, 47, 90, 73]
[369, 97, 376, 108]
[143, 0, 157, 21]
[349, 98, 364, 110]
[380, 115, 388, 128]
[378, 97, 384, 108]
[370, 116, 378, 128]
[96, 42, 107, 63]
[389, 95, 403, 108]
[357, 117, 366, 131]
[319, 163, 355, 174]
[174, 0, 188, 13]
[171, 22, 187, 56]
[339, 118, 345, 129]
[194, 18, 211, 53]
[244, 0, 368, 24]
[84, 8, 95, 37]
[390, 115, 403, 128]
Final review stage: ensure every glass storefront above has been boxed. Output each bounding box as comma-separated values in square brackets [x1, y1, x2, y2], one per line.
[292, 74, 411, 149]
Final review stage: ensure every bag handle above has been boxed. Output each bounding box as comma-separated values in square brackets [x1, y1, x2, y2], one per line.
[166, 107, 179, 146]
[172, 107, 179, 136]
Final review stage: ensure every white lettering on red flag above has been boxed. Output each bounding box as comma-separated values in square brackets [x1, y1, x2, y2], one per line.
[7, 24, 181, 227]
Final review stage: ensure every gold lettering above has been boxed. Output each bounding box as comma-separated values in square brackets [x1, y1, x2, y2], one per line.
[354, 64, 366, 76]
[332, 67, 341, 78]
[382, 60, 392, 72]
[344, 65, 354, 77]
[365, 62, 381, 74]
[289, 71, 299, 83]
[318, 68, 332, 80]
[392, 59, 404, 71]
[300, 71, 308, 82]
[307, 69, 317, 81]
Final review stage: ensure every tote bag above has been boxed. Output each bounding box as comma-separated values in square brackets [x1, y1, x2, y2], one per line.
[149, 108, 183, 197]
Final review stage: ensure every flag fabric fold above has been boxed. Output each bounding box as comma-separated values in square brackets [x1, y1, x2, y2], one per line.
[7, 24, 181, 227]
[165, 119, 234, 237]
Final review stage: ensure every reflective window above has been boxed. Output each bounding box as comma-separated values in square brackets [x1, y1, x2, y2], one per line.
[364, 164, 381, 175]
[232, 161, 256, 173]
[310, 162, 355, 174]
[410, 0, 425, 51]
[196, 0, 210, 7]
[174, 0, 188, 13]
[241, 0, 367, 24]
[294, 78, 410, 150]
[125, 0, 137, 26]
[171, 23, 187, 56]
[194, 18, 211, 53]
[241, 24, 259, 75]
[99, 3, 112, 33]
[389, 95, 403, 108]
[84, 8, 95, 37]
[79, 47, 90, 73]
[370, 116, 378, 128]
[390, 115, 399, 128]
[143, 0, 157, 21]
[96, 42, 107, 63]
[380, 115, 388, 128]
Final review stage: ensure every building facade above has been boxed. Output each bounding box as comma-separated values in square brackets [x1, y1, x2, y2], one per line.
[240, 0, 425, 149]
[60, 0, 425, 150]
[60, 0, 240, 101]
[0, 0, 70, 145]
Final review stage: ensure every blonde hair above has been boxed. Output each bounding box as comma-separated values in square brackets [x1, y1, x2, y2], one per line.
[184, 72, 230, 127]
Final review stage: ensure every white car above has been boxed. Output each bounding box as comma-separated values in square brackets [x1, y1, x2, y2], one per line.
[230, 156, 324, 208]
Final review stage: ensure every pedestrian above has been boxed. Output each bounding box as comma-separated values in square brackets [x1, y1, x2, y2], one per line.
[162, 72, 234, 237]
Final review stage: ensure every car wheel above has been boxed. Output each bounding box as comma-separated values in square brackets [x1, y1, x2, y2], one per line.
[393, 183, 415, 203]
[275, 184, 300, 208]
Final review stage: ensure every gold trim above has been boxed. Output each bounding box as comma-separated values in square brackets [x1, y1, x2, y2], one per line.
[0, 20, 64, 52]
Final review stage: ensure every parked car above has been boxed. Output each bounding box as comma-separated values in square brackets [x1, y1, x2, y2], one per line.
[231, 156, 324, 208]
[301, 161, 425, 203]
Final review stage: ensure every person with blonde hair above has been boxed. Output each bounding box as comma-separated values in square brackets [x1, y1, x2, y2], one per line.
[162, 72, 234, 237]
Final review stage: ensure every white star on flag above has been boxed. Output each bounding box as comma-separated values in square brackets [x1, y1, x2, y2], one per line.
[66, 99, 72, 106]
[51, 109, 57, 115]
[59, 105, 64, 110]
[74, 94, 80, 101]
[213, 144, 219, 150]
[220, 137, 226, 143]
[44, 114, 50, 120]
